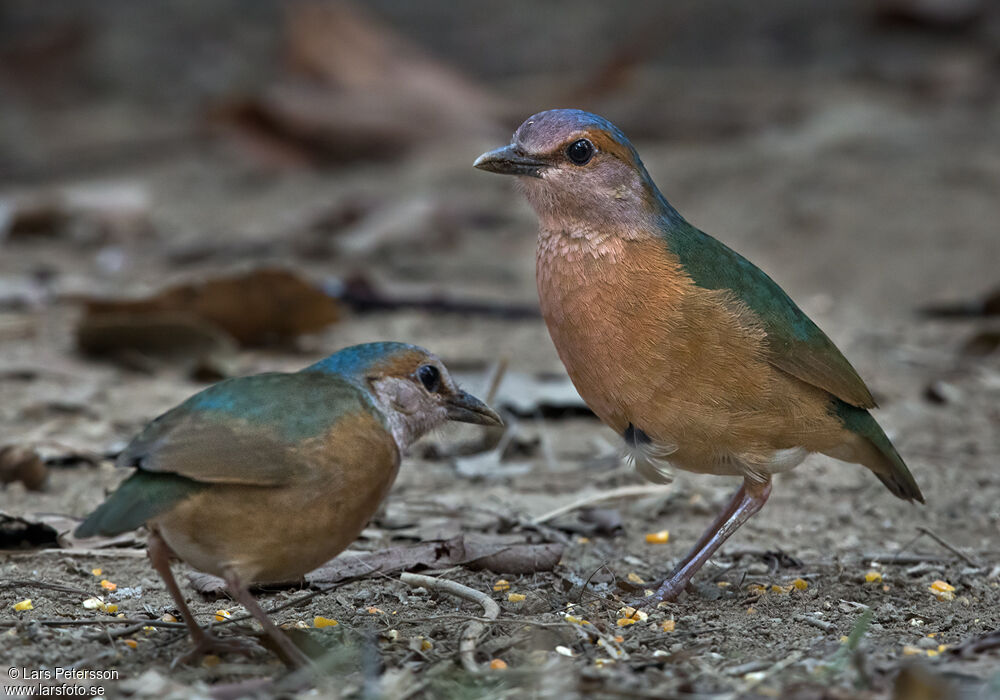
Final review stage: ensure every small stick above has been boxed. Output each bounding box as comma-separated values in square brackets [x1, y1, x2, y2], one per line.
[531, 484, 672, 525]
[400, 572, 499, 674]
[0, 618, 188, 629]
[484, 356, 509, 405]
[794, 614, 837, 633]
[0, 579, 93, 597]
[861, 552, 952, 565]
[916, 526, 983, 567]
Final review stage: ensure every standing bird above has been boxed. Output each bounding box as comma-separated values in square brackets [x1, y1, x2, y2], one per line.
[474, 109, 922, 604]
[76, 342, 501, 666]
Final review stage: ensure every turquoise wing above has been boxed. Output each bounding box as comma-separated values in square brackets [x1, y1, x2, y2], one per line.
[76, 371, 382, 538]
[663, 219, 876, 409]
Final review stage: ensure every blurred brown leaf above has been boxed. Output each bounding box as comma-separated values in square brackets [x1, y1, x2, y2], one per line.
[79, 268, 340, 349]
[0, 445, 48, 491]
[0, 184, 151, 244]
[921, 285, 1000, 318]
[212, 0, 501, 167]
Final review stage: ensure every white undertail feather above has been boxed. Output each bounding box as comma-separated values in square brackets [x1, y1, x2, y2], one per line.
[624, 439, 678, 484]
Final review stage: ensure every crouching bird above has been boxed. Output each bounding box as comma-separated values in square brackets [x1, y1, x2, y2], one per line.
[474, 109, 923, 604]
[76, 342, 501, 666]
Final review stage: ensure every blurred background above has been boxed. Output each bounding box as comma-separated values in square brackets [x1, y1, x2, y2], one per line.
[2, 1, 1000, 694]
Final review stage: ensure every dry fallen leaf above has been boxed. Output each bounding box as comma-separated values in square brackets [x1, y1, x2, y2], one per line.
[188, 534, 565, 595]
[78, 267, 340, 351]
[0, 444, 48, 491]
[212, 0, 500, 168]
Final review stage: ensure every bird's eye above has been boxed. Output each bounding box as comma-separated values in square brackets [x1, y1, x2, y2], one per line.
[417, 365, 441, 392]
[566, 139, 594, 165]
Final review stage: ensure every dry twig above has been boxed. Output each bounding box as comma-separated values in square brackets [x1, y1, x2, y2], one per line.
[400, 572, 499, 674]
[531, 484, 672, 525]
[915, 525, 983, 567]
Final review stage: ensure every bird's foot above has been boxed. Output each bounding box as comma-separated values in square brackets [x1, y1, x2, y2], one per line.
[171, 631, 264, 668]
[633, 579, 686, 609]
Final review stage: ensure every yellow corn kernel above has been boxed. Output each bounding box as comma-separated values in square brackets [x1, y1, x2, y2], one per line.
[13, 599, 33, 611]
[420, 638, 433, 651]
[366, 606, 383, 614]
[627, 572, 645, 585]
[489, 658, 507, 670]
[902, 645, 923, 656]
[104, 604, 119, 614]
[91, 568, 102, 577]
[616, 617, 637, 627]
[576, 536, 591, 544]
[100, 580, 117, 592]
[717, 581, 731, 588]
[492, 579, 510, 592]
[937, 644, 948, 653]
[792, 578, 809, 591]
[161, 613, 178, 623]
[926, 649, 939, 657]
[929, 580, 955, 593]
[864, 571, 882, 584]
[507, 593, 526, 603]
[214, 610, 232, 622]
[617, 606, 647, 622]
[661, 619, 676, 632]
[747, 584, 767, 595]
[564, 615, 590, 626]
[644, 530, 670, 544]
[123, 639, 138, 650]
[313, 616, 338, 628]
[142, 626, 156, 633]
[771, 584, 793, 594]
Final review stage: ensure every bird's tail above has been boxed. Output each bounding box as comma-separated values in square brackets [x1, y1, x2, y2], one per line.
[826, 399, 924, 504]
[75, 472, 202, 538]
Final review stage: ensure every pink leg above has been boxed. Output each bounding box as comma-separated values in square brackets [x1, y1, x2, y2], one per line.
[645, 478, 772, 605]
[223, 570, 311, 669]
[147, 531, 260, 666]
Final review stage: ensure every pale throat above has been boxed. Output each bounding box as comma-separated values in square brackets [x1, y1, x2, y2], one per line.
[369, 378, 447, 452]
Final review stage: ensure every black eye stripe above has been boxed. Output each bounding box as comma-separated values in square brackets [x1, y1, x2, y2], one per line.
[566, 138, 594, 165]
[417, 364, 441, 392]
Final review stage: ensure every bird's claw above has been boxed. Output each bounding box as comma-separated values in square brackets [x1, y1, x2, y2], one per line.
[170, 632, 264, 668]
[632, 579, 685, 609]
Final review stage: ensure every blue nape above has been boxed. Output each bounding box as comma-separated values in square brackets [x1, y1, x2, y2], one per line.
[303, 342, 422, 379]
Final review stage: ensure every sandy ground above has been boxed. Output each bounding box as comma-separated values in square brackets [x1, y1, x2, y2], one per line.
[2, 3, 1000, 698]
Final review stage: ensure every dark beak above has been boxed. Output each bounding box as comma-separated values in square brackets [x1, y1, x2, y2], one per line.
[473, 144, 547, 178]
[445, 390, 503, 426]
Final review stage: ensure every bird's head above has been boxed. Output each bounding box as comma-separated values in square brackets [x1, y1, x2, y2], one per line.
[306, 342, 502, 448]
[474, 109, 664, 228]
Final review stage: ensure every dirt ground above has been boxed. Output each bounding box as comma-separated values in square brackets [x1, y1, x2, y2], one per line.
[2, 2, 1000, 698]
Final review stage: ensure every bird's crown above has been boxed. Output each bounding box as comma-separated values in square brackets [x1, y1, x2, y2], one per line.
[513, 109, 641, 167]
